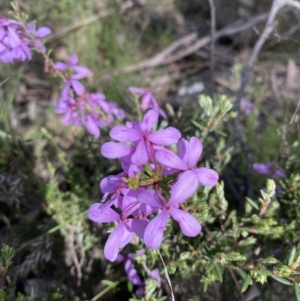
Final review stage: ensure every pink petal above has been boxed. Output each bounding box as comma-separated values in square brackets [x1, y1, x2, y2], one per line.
[61, 83, 71, 97]
[138, 190, 162, 208]
[7, 27, 21, 47]
[88, 203, 119, 223]
[120, 224, 135, 249]
[194, 168, 219, 187]
[69, 54, 78, 65]
[169, 170, 199, 205]
[141, 92, 152, 111]
[84, 116, 100, 139]
[122, 200, 141, 217]
[131, 140, 150, 165]
[155, 148, 188, 170]
[36, 27, 51, 38]
[188, 137, 202, 167]
[169, 208, 201, 237]
[101, 142, 132, 158]
[71, 80, 85, 95]
[131, 219, 149, 239]
[100, 173, 123, 193]
[140, 109, 158, 131]
[158, 108, 167, 119]
[177, 139, 189, 165]
[54, 62, 68, 70]
[144, 210, 169, 249]
[104, 223, 133, 262]
[148, 127, 181, 145]
[72, 65, 93, 79]
[110, 126, 141, 142]
[129, 86, 146, 94]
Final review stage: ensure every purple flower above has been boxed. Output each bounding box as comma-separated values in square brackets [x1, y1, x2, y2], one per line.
[25, 22, 51, 53]
[253, 163, 286, 179]
[0, 18, 31, 63]
[88, 199, 148, 262]
[104, 109, 180, 165]
[138, 171, 202, 249]
[240, 98, 254, 115]
[155, 137, 219, 186]
[129, 86, 167, 119]
[54, 54, 93, 96]
[55, 92, 124, 139]
[253, 163, 271, 175]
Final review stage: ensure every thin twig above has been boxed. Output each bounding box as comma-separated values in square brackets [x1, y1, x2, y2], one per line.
[229, 268, 246, 301]
[286, 0, 300, 10]
[290, 96, 300, 124]
[234, 0, 286, 201]
[122, 12, 271, 72]
[157, 250, 175, 301]
[208, 0, 216, 96]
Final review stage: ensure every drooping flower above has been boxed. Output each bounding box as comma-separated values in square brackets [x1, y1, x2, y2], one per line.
[25, 22, 51, 53]
[129, 87, 167, 119]
[54, 54, 93, 96]
[55, 92, 124, 139]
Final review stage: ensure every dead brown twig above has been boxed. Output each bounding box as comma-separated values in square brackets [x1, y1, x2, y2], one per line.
[122, 12, 271, 73]
[285, 0, 300, 10]
[234, 0, 286, 201]
[207, 0, 216, 96]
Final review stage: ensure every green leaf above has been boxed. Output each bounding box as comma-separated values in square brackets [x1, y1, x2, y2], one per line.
[238, 236, 257, 247]
[289, 246, 297, 266]
[215, 265, 223, 281]
[271, 276, 292, 286]
[294, 282, 300, 301]
[236, 268, 247, 280]
[246, 197, 259, 210]
[258, 270, 272, 276]
[191, 120, 205, 130]
[260, 256, 277, 265]
[101, 279, 114, 286]
[242, 274, 253, 292]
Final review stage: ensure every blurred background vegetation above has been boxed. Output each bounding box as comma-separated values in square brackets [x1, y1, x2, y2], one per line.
[1, 0, 300, 300]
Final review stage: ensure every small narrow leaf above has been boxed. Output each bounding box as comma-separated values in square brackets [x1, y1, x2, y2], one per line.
[294, 282, 300, 301]
[242, 274, 253, 292]
[215, 265, 223, 281]
[236, 268, 247, 280]
[246, 197, 259, 210]
[289, 246, 297, 266]
[259, 270, 272, 276]
[272, 276, 292, 286]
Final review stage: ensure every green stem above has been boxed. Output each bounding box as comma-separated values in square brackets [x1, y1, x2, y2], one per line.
[133, 94, 142, 120]
[91, 280, 123, 301]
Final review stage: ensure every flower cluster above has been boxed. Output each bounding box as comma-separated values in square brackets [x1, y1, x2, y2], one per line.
[0, 17, 51, 63]
[117, 250, 160, 297]
[0, 10, 125, 139]
[54, 54, 124, 138]
[88, 109, 219, 261]
[253, 163, 285, 179]
[129, 87, 167, 119]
